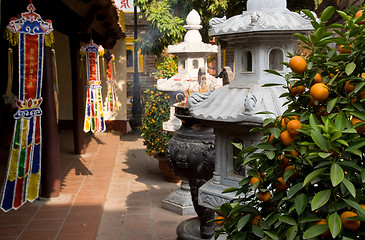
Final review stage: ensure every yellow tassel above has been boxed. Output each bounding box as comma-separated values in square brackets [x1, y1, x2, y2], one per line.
[6, 48, 13, 97]
[101, 56, 106, 79]
[44, 32, 55, 47]
[5, 28, 19, 46]
[51, 49, 59, 94]
[113, 61, 117, 79]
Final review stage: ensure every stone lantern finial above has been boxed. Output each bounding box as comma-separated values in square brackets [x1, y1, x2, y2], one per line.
[247, 0, 287, 11]
[184, 9, 203, 43]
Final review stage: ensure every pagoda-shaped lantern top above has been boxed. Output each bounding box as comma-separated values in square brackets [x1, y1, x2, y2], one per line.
[157, 9, 222, 92]
[188, 0, 315, 209]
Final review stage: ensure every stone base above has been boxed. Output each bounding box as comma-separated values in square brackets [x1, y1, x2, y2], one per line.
[198, 179, 235, 210]
[162, 181, 196, 216]
[176, 217, 214, 240]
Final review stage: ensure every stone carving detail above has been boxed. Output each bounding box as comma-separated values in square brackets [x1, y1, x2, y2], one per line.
[244, 93, 257, 112]
[199, 192, 230, 209]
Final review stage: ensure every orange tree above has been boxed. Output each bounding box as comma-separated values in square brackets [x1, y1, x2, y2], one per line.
[141, 87, 171, 157]
[153, 55, 178, 80]
[214, 7, 365, 240]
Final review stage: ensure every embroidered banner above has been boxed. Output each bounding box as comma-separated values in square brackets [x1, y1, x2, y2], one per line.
[81, 40, 106, 133]
[1, 3, 54, 212]
[105, 53, 119, 112]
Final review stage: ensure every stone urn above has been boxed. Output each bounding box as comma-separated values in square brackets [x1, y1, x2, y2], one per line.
[167, 104, 216, 239]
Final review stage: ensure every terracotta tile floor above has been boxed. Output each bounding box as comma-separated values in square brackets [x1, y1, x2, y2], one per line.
[0, 131, 193, 240]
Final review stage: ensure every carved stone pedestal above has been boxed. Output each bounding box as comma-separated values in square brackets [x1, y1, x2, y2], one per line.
[167, 105, 216, 239]
[162, 180, 195, 216]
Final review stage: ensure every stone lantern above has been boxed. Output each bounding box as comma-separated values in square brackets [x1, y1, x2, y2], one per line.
[188, 0, 314, 211]
[157, 9, 222, 132]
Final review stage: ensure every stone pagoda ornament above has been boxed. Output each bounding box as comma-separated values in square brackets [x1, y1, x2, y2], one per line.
[157, 9, 222, 132]
[188, 0, 315, 212]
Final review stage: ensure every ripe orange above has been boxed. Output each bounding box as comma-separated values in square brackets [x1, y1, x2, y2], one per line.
[258, 191, 271, 202]
[285, 165, 298, 180]
[250, 177, 261, 187]
[275, 177, 288, 191]
[279, 130, 295, 146]
[361, 91, 365, 99]
[340, 44, 353, 54]
[356, 10, 364, 24]
[289, 56, 307, 74]
[290, 84, 305, 96]
[284, 115, 299, 125]
[288, 149, 300, 157]
[275, 116, 286, 128]
[278, 154, 290, 169]
[344, 80, 355, 93]
[340, 211, 360, 231]
[351, 117, 365, 134]
[251, 215, 262, 225]
[314, 73, 323, 83]
[267, 135, 275, 143]
[286, 120, 302, 136]
[315, 219, 331, 237]
[310, 83, 329, 102]
[216, 215, 225, 226]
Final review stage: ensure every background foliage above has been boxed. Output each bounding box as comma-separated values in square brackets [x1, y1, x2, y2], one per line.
[141, 88, 171, 157]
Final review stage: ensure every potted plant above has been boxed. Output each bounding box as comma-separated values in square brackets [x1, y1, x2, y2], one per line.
[141, 87, 180, 183]
[214, 7, 365, 239]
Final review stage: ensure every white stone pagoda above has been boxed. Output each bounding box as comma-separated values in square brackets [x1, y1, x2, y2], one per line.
[157, 9, 222, 93]
[188, 0, 315, 210]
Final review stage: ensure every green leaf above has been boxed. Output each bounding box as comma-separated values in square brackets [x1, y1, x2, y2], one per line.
[252, 225, 264, 238]
[237, 214, 251, 231]
[287, 182, 303, 199]
[361, 169, 365, 183]
[335, 111, 346, 131]
[279, 215, 297, 225]
[311, 190, 331, 211]
[257, 142, 277, 150]
[328, 212, 341, 238]
[342, 178, 356, 198]
[326, 97, 338, 114]
[303, 168, 326, 186]
[354, 82, 365, 93]
[346, 148, 362, 157]
[295, 193, 307, 215]
[222, 187, 239, 194]
[302, 9, 316, 21]
[318, 152, 332, 158]
[303, 224, 329, 239]
[345, 62, 356, 76]
[231, 142, 243, 150]
[309, 114, 320, 131]
[270, 127, 282, 138]
[343, 199, 365, 216]
[263, 69, 283, 77]
[311, 130, 329, 151]
[265, 150, 276, 160]
[330, 163, 344, 187]
[263, 231, 279, 240]
[286, 225, 298, 240]
[337, 10, 350, 21]
[320, 6, 335, 22]
[293, 33, 308, 43]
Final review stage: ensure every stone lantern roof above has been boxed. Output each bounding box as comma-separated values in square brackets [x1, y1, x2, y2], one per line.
[209, 0, 314, 39]
[189, 0, 314, 124]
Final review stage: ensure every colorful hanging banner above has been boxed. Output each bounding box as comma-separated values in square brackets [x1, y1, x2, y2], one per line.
[104, 53, 119, 112]
[81, 40, 106, 133]
[1, 3, 54, 212]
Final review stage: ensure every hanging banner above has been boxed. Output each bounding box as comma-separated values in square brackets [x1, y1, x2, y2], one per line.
[1, 2, 54, 212]
[81, 40, 106, 133]
[115, 0, 139, 13]
[104, 53, 119, 112]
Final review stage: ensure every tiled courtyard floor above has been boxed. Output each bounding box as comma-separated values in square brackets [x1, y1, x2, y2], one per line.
[0, 131, 193, 240]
